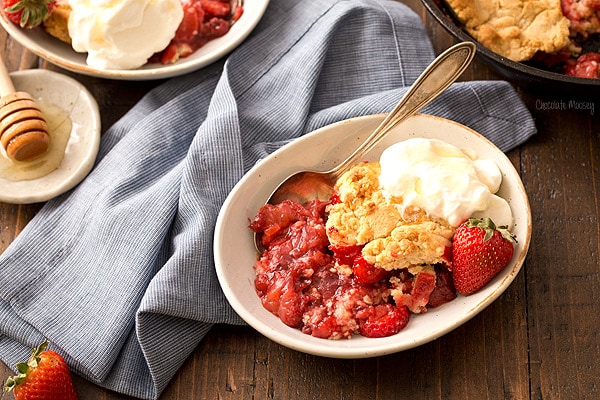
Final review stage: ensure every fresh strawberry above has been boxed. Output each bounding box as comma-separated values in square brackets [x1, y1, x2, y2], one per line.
[1, 0, 56, 28]
[4, 341, 79, 400]
[451, 217, 516, 295]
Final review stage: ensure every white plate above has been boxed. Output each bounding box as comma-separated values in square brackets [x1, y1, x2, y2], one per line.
[0, 69, 100, 204]
[0, 0, 269, 80]
[214, 114, 532, 359]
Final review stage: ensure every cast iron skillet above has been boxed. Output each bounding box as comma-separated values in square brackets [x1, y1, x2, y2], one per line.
[421, 0, 600, 94]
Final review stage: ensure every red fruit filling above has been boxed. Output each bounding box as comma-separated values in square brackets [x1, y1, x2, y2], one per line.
[565, 52, 600, 78]
[249, 199, 457, 339]
[152, 0, 244, 64]
[358, 304, 410, 338]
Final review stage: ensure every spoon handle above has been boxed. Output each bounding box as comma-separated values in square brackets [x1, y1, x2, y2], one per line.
[329, 41, 476, 179]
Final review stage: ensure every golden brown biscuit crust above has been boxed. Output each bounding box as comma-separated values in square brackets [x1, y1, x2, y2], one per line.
[326, 162, 454, 271]
[445, 0, 570, 61]
[43, 3, 72, 44]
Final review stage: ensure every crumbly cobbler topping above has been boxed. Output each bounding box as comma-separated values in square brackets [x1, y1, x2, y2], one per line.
[326, 162, 455, 271]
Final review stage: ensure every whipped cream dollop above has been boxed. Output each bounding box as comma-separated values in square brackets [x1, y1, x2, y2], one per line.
[68, 0, 184, 69]
[379, 138, 512, 228]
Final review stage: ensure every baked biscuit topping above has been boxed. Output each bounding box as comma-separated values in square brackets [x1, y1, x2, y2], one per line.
[362, 222, 454, 271]
[326, 162, 454, 271]
[444, 0, 570, 61]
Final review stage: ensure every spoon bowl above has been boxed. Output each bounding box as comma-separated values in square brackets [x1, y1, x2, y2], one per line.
[254, 41, 476, 251]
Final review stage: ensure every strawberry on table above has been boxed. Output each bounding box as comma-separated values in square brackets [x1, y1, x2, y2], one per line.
[451, 217, 517, 296]
[1, 0, 56, 28]
[4, 340, 79, 400]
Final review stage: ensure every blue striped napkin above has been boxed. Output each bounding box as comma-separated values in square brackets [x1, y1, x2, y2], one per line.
[0, 0, 536, 398]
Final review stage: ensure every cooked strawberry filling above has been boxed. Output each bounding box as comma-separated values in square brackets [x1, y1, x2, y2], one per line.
[565, 52, 600, 77]
[542, 0, 600, 77]
[249, 199, 456, 339]
[153, 0, 244, 64]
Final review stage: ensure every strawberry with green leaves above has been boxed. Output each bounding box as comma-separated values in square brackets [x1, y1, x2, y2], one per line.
[2, 0, 55, 28]
[451, 217, 516, 295]
[4, 340, 79, 400]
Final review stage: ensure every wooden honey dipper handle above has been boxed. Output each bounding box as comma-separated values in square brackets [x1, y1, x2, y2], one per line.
[0, 58, 16, 95]
[0, 54, 50, 162]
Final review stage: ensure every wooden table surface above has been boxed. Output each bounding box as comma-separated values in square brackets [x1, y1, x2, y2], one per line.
[1, 1, 599, 399]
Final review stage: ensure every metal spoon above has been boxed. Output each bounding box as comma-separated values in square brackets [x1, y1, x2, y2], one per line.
[254, 41, 476, 251]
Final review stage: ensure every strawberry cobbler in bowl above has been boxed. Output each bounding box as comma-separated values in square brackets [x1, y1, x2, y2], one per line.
[214, 114, 531, 358]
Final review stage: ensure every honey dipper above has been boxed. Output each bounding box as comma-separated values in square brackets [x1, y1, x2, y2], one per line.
[0, 55, 49, 162]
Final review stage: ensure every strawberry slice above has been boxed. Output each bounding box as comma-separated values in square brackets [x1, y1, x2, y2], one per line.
[451, 217, 516, 295]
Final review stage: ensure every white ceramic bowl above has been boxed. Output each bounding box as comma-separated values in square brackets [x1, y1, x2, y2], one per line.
[0, 0, 269, 80]
[214, 114, 531, 358]
[0, 69, 100, 204]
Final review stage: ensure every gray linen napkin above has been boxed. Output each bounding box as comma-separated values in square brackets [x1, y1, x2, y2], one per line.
[0, 0, 536, 398]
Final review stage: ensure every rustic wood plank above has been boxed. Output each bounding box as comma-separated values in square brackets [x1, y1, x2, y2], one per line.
[520, 103, 600, 400]
[1, 1, 599, 399]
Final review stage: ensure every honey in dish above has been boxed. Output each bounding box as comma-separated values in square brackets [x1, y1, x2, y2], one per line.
[0, 100, 72, 181]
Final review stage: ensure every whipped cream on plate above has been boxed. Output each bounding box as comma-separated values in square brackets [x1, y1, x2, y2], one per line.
[68, 0, 184, 70]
